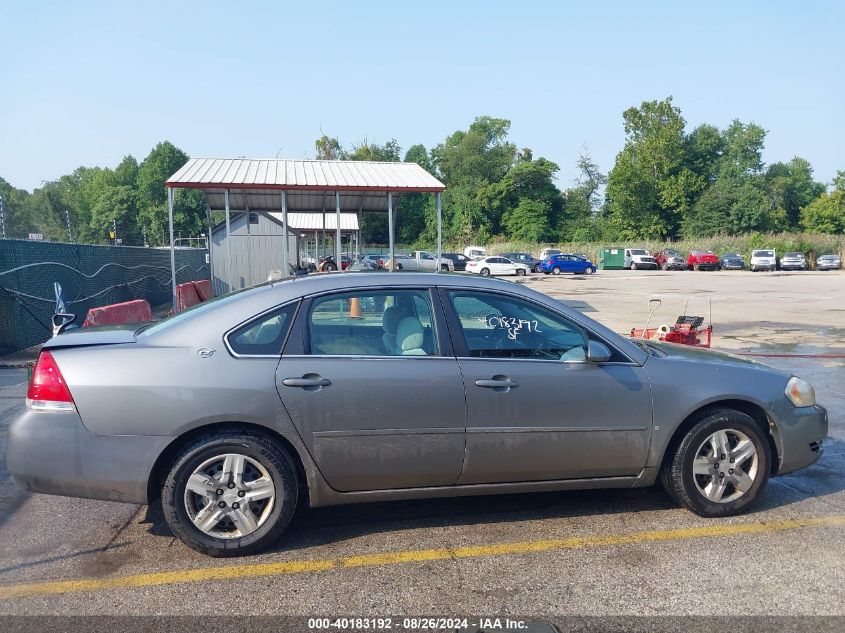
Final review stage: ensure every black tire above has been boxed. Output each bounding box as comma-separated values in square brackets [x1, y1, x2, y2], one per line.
[534, 264, 542, 273]
[516, 268, 526, 276]
[480, 267, 490, 277]
[551, 266, 561, 275]
[660, 409, 771, 518]
[323, 262, 337, 272]
[631, 263, 638, 271]
[441, 264, 450, 272]
[583, 267, 594, 275]
[162, 430, 299, 557]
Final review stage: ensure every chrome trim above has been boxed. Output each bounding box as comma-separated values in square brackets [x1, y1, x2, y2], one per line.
[467, 425, 648, 434]
[314, 427, 464, 438]
[455, 356, 637, 366]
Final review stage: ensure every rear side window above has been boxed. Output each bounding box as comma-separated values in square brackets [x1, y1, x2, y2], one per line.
[227, 303, 298, 356]
[308, 290, 438, 356]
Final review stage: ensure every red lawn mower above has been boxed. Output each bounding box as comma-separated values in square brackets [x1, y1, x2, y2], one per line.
[630, 298, 713, 348]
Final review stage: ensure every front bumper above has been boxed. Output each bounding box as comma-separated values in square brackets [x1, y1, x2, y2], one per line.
[7, 409, 171, 504]
[723, 262, 744, 269]
[771, 403, 828, 475]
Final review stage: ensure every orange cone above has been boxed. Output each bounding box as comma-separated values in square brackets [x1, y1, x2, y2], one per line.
[349, 296, 362, 319]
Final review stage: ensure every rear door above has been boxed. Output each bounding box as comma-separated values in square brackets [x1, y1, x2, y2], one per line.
[276, 287, 467, 492]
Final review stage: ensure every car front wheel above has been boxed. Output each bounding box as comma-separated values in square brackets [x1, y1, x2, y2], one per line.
[661, 409, 770, 517]
[516, 268, 526, 276]
[162, 430, 298, 557]
[583, 267, 594, 275]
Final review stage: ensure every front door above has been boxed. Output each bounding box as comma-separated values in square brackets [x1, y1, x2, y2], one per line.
[442, 289, 653, 484]
[277, 288, 466, 492]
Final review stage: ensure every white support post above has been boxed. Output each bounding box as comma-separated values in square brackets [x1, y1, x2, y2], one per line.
[335, 192, 342, 271]
[206, 204, 215, 296]
[281, 190, 290, 278]
[168, 187, 177, 310]
[388, 192, 395, 272]
[436, 192, 442, 273]
[224, 189, 232, 290]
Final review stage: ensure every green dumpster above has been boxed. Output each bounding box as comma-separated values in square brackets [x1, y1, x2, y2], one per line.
[599, 247, 626, 270]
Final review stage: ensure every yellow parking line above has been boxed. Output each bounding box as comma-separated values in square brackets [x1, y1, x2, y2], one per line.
[1, 515, 843, 600]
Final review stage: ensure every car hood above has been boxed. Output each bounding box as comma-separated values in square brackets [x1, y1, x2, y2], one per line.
[645, 340, 774, 369]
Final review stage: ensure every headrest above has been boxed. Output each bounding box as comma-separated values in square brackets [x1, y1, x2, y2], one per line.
[382, 305, 402, 334]
[396, 317, 425, 352]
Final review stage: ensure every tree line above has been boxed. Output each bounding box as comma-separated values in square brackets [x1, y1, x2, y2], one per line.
[1, 96, 842, 247]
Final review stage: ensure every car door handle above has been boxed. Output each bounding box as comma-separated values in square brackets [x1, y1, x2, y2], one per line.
[282, 375, 331, 389]
[475, 377, 518, 391]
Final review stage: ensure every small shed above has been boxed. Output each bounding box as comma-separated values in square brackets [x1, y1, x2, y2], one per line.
[210, 211, 298, 294]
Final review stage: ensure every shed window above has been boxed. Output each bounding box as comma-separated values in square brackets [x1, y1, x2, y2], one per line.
[248, 212, 259, 224]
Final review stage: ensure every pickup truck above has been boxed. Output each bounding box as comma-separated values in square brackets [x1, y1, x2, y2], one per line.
[386, 251, 455, 272]
[652, 248, 686, 270]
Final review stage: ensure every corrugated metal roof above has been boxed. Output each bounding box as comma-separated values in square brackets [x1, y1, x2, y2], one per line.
[167, 158, 444, 192]
[271, 212, 359, 231]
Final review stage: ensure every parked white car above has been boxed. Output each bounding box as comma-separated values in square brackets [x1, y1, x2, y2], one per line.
[750, 249, 777, 272]
[539, 248, 562, 260]
[624, 248, 658, 270]
[464, 245, 487, 261]
[465, 256, 530, 277]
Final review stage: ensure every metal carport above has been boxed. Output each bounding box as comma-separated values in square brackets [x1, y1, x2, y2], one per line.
[165, 158, 446, 310]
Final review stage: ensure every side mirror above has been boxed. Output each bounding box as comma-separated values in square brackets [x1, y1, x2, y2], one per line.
[587, 340, 612, 363]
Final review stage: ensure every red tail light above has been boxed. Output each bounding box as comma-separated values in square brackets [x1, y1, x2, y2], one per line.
[27, 350, 76, 411]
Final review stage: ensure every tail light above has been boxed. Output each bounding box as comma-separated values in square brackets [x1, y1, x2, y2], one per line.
[26, 350, 76, 412]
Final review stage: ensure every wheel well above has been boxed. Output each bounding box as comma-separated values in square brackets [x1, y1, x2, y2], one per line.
[146, 422, 310, 505]
[661, 400, 780, 475]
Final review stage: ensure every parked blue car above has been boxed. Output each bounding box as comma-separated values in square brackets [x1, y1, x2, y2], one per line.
[540, 253, 597, 275]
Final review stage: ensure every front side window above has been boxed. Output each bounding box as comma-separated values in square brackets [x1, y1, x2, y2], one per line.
[308, 290, 437, 356]
[228, 302, 298, 356]
[447, 291, 588, 361]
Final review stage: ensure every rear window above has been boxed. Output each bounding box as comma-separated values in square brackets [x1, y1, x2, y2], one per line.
[228, 303, 298, 356]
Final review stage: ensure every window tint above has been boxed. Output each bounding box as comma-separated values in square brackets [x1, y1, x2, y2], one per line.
[448, 291, 588, 361]
[308, 290, 437, 356]
[228, 303, 297, 356]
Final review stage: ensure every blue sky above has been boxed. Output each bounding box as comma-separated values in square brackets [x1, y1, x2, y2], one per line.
[1, 1, 842, 191]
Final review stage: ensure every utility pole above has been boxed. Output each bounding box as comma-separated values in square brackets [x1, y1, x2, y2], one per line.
[112, 218, 117, 245]
[65, 209, 73, 243]
[142, 227, 148, 248]
[0, 196, 6, 240]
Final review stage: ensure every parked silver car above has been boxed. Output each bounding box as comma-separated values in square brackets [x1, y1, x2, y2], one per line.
[8, 273, 827, 556]
[816, 254, 841, 271]
[779, 252, 807, 271]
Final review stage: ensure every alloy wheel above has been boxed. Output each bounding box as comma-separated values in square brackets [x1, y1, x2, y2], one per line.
[692, 429, 759, 504]
[183, 453, 276, 539]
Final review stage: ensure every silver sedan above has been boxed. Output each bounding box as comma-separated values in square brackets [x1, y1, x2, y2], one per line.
[8, 273, 827, 556]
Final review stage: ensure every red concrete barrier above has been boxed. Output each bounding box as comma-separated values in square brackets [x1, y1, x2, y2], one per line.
[83, 299, 153, 327]
[175, 282, 202, 312]
[193, 280, 213, 302]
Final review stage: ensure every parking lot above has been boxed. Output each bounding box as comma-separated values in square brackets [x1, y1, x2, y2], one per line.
[0, 269, 843, 617]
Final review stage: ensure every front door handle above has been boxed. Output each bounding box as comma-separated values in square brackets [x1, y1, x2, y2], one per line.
[475, 376, 518, 392]
[282, 374, 331, 391]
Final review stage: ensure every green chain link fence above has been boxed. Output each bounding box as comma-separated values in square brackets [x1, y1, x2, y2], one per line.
[0, 239, 210, 356]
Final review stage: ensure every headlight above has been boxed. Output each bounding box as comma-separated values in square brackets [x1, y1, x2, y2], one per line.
[785, 376, 815, 407]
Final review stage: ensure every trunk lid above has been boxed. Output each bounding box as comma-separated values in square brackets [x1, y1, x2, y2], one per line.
[41, 324, 139, 349]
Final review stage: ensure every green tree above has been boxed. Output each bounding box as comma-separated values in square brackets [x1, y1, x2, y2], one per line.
[431, 116, 516, 186]
[800, 171, 845, 233]
[315, 134, 345, 160]
[765, 157, 825, 228]
[605, 97, 700, 239]
[503, 198, 551, 241]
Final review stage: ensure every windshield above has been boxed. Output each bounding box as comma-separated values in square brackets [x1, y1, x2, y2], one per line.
[629, 249, 647, 255]
[754, 250, 774, 257]
[785, 252, 802, 257]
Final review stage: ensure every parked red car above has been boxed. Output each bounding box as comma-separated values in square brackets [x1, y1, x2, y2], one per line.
[686, 250, 720, 271]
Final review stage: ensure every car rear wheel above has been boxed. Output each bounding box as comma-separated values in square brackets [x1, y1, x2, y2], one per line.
[661, 409, 770, 517]
[480, 268, 490, 276]
[516, 268, 526, 276]
[162, 430, 298, 557]
[551, 266, 561, 275]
